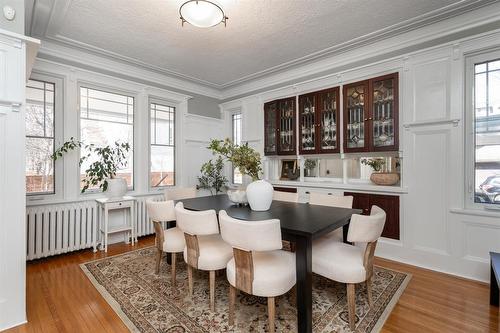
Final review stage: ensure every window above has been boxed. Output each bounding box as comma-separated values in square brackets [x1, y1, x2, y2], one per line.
[80, 87, 134, 190]
[150, 101, 175, 187]
[232, 113, 243, 184]
[471, 57, 500, 205]
[26, 79, 55, 194]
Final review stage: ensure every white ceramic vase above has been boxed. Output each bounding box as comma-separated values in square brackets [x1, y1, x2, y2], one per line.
[106, 178, 127, 199]
[246, 180, 273, 211]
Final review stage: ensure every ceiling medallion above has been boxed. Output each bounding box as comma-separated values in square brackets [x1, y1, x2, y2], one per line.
[179, 0, 228, 28]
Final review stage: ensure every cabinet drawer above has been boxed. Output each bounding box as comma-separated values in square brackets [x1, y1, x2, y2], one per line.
[299, 187, 344, 202]
[105, 201, 134, 210]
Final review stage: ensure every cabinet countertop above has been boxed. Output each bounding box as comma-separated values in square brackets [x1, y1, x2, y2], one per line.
[270, 179, 408, 194]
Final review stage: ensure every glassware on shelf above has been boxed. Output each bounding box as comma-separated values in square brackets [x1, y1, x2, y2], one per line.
[345, 85, 366, 149]
[372, 78, 395, 148]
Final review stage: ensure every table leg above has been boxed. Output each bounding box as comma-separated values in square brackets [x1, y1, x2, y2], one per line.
[343, 222, 349, 243]
[295, 235, 313, 333]
[491, 261, 499, 306]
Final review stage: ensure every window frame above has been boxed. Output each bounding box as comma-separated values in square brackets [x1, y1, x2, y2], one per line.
[231, 111, 243, 185]
[148, 97, 177, 190]
[26, 73, 64, 201]
[77, 82, 137, 195]
[465, 49, 500, 209]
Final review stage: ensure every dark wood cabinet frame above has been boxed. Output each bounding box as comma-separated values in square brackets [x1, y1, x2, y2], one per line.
[264, 97, 297, 156]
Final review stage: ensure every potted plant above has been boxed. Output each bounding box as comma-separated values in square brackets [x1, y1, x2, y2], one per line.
[208, 138, 273, 211]
[361, 157, 400, 186]
[304, 159, 317, 177]
[197, 156, 228, 195]
[52, 137, 131, 198]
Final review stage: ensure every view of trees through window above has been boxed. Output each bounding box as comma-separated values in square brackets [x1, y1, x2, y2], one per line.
[26, 79, 55, 194]
[80, 87, 134, 190]
[474, 59, 500, 204]
[232, 113, 242, 184]
[150, 102, 175, 187]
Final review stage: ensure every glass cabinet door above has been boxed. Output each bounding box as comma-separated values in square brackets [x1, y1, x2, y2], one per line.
[299, 93, 316, 153]
[344, 81, 369, 152]
[318, 87, 340, 153]
[264, 101, 278, 155]
[371, 73, 398, 150]
[277, 97, 296, 155]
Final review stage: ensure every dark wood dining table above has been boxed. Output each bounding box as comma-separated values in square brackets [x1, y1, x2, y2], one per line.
[176, 194, 361, 333]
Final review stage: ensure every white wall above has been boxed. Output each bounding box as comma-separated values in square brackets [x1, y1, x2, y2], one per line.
[221, 30, 500, 282]
[0, 29, 39, 331]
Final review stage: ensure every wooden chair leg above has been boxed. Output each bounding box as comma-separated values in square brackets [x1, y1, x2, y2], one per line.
[366, 277, 373, 307]
[171, 252, 177, 286]
[268, 297, 275, 333]
[229, 285, 236, 326]
[209, 270, 215, 311]
[187, 265, 194, 296]
[347, 283, 356, 331]
[155, 249, 162, 274]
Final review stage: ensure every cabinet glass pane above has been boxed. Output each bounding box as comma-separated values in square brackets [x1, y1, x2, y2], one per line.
[319, 90, 338, 151]
[279, 99, 295, 153]
[346, 85, 366, 149]
[372, 78, 395, 147]
[265, 102, 277, 154]
[300, 95, 316, 151]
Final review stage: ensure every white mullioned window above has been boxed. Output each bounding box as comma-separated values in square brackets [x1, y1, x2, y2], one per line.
[150, 101, 176, 187]
[232, 112, 243, 184]
[79, 86, 134, 191]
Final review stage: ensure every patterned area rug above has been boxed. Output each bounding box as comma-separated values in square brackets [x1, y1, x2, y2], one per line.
[81, 247, 410, 333]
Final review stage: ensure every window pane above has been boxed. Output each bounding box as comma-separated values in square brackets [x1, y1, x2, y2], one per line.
[474, 59, 500, 204]
[232, 113, 242, 184]
[150, 145, 174, 187]
[150, 102, 176, 188]
[26, 79, 55, 194]
[26, 137, 54, 193]
[80, 87, 134, 191]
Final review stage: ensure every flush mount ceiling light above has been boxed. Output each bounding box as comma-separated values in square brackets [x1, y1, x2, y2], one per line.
[179, 0, 228, 28]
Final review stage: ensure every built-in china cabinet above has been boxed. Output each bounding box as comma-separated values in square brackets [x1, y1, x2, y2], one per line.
[298, 87, 340, 154]
[264, 97, 296, 155]
[343, 73, 399, 152]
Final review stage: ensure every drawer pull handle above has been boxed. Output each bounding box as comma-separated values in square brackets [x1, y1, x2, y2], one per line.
[328, 193, 332, 195]
[119, 203, 122, 206]
[305, 191, 310, 194]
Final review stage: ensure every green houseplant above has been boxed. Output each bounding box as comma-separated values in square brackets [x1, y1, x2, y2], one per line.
[207, 138, 273, 211]
[197, 156, 228, 195]
[52, 137, 131, 196]
[304, 159, 317, 177]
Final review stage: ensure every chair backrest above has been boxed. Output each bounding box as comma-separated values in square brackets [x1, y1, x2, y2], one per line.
[146, 200, 176, 222]
[165, 187, 197, 201]
[219, 210, 282, 252]
[309, 192, 353, 208]
[174, 202, 219, 236]
[347, 205, 386, 243]
[273, 190, 299, 202]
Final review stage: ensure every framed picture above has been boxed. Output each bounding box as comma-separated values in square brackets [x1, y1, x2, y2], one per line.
[280, 159, 299, 180]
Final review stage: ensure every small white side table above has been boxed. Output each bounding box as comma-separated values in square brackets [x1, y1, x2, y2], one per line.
[96, 196, 137, 252]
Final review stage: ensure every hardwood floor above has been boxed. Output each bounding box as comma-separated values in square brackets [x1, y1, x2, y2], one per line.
[5, 236, 499, 333]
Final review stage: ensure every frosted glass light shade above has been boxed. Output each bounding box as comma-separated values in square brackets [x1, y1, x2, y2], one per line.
[180, 0, 227, 28]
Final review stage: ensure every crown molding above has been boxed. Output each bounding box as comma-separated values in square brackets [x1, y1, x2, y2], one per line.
[37, 39, 223, 99]
[221, 1, 500, 100]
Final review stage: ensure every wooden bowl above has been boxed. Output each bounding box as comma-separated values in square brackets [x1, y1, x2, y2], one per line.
[370, 172, 400, 186]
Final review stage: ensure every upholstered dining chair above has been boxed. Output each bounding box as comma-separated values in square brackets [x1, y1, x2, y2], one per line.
[164, 187, 197, 201]
[273, 190, 299, 202]
[312, 205, 386, 330]
[174, 202, 233, 311]
[219, 210, 296, 333]
[309, 192, 354, 242]
[146, 200, 185, 285]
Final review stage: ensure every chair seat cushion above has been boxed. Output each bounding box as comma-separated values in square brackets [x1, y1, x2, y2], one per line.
[162, 227, 185, 253]
[183, 234, 233, 271]
[312, 241, 367, 284]
[227, 250, 296, 297]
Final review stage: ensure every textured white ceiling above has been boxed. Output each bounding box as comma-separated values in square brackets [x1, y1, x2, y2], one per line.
[39, 0, 465, 86]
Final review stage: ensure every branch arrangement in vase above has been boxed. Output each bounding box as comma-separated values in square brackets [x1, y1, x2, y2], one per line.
[361, 158, 385, 172]
[207, 138, 262, 181]
[52, 137, 131, 193]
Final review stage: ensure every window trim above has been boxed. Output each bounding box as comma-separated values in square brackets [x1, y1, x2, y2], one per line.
[26, 73, 64, 201]
[148, 97, 177, 190]
[77, 81, 137, 195]
[465, 49, 500, 209]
